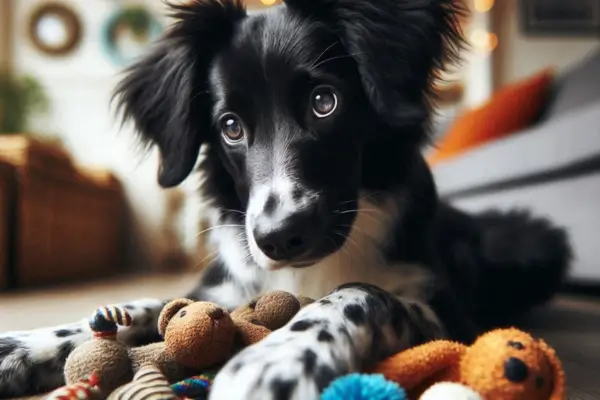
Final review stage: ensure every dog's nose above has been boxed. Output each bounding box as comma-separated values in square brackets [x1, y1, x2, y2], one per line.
[253, 209, 315, 261]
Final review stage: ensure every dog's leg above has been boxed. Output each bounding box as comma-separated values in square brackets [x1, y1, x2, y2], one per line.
[185, 259, 263, 310]
[210, 283, 445, 400]
[0, 298, 165, 397]
[0, 258, 255, 398]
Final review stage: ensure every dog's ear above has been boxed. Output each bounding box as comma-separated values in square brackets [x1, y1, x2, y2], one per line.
[537, 338, 566, 400]
[114, 0, 246, 188]
[284, 0, 465, 130]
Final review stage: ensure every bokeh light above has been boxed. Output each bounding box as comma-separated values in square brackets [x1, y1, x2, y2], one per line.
[470, 29, 498, 53]
[474, 0, 495, 13]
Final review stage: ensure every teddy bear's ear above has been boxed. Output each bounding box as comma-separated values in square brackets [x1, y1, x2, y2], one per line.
[254, 291, 301, 330]
[538, 339, 566, 400]
[296, 295, 315, 308]
[158, 299, 195, 336]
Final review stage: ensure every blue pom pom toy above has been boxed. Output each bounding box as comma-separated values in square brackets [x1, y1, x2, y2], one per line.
[321, 373, 406, 400]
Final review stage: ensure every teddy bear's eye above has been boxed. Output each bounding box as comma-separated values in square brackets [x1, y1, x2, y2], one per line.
[508, 340, 524, 350]
[180, 310, 187, 318]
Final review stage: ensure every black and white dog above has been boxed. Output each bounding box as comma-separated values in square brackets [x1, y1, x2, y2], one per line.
[0, 0, 571, 397]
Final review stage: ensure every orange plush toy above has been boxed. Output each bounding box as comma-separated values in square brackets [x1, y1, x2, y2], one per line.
[370, 328, 565, 400]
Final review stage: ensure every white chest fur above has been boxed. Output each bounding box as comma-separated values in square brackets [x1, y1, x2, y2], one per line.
[264, 197, 432, 300]
[265, 257, 431, 301]
[205, 195, 432, 304]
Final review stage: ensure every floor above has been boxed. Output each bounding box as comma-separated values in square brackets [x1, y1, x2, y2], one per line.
[0, 272, 197, 332]
[518, 295, 600, 400]
[2, 274, 599, 399]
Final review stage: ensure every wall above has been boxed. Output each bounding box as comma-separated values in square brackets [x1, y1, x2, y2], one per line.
[492, 0, 600, 87]
[0, 0, 13, 70]
[10, 0, 192, 270]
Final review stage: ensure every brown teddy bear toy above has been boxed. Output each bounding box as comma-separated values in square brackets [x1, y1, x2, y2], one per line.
[64, 299, 269, 397]
[61, 291, 313, 398]
[371, 327, 565, 400]
[231, 290, 314, 330]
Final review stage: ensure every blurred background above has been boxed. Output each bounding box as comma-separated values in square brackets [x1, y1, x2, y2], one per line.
[0, 0, 598, 327]
[0, 0, 599, 397]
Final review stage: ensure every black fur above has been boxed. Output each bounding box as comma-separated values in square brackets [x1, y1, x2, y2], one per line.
[114, 0, 247, 187]
[283, 0, 464, 129]
[434, 205, 572, 329]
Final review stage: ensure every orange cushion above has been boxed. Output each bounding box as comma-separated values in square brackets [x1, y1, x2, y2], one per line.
[427, 69, 555, 166]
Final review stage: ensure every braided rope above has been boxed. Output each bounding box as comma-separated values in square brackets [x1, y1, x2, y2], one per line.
[44, 373, 100, 400]
[110, 366, 177, 400]
[89, 305, 133, 340]
[171, 374, 215, 399]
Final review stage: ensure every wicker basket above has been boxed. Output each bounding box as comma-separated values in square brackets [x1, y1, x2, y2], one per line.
[0, 160, 16, 289]
[0, 135, 125, 288]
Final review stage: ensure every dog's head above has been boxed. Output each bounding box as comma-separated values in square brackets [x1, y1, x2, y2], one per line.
[115, 0, 463, 270]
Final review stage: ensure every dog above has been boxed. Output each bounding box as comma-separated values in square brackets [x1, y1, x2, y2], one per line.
[0, 0, 571, 397]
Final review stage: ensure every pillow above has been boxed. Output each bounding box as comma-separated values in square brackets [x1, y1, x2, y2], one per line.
[427, 68, 555, 166]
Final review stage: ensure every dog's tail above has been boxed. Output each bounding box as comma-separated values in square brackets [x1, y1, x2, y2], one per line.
[434, 203, 572, 330]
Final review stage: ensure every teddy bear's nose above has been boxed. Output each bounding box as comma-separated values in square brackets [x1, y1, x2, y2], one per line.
[208, 307, 225, 320]
[504, 357, 529, 382]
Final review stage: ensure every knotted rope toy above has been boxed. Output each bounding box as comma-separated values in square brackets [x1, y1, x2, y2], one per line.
[44, 373, 102, 400]
[43, 305, 133, 400]
[89, 305, 133, 340]
[171, 374, 215, 399]
[108, 366, 178, 400]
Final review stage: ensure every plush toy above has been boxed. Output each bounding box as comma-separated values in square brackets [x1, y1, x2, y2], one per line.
[321, 373, 406, 400]
[64, 300, 271, 397]
[370, 328, 565, 400]
[231, 290, 314, 330]
[61, 291, 310, 399]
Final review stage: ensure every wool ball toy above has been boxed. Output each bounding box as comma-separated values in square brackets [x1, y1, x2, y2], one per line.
[64, 300, 271, 397]
[370, 327, 565, 400]
[420, 382, 483, 400]
[321, 373, 406, 400]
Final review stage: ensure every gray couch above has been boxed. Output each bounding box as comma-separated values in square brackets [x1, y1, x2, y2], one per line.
[431, 47, 600, 284]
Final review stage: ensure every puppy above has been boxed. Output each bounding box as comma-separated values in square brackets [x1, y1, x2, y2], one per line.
[0, 0, 571, 397]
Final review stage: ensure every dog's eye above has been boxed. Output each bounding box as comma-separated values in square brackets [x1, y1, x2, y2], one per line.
[311, 86, 338, 118]
[220, 114, 244, 143]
